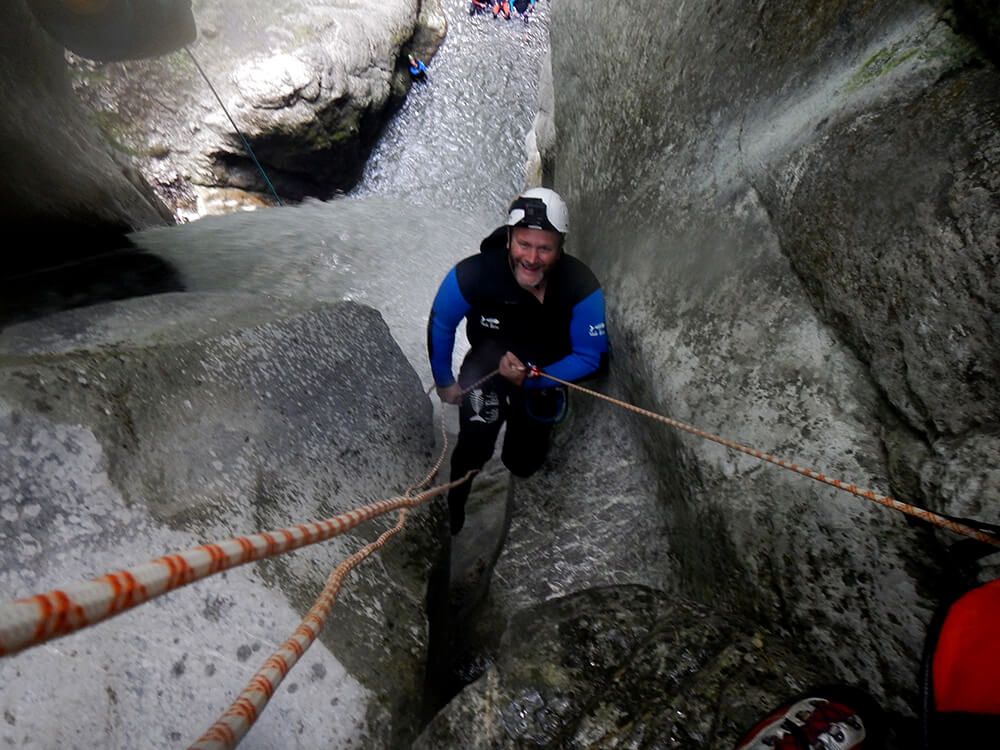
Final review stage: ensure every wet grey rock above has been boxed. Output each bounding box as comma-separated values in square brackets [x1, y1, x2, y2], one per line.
[754, 41, 999, 440]
[129, 196, 492, 389]
[524, 48, 554, 188]
[2, 0, 449, 243]
[350, 0, 553, 219]
[919, 429, 1000, 579]
[0, 293, 440, 748]
[530, 0, 998, 715]
[412, 0, 448, 63]
[416, 586, 822, 749]
[66, 0, 448, 216]
[4, 0, 996, 743]
[488, 398, 674, 622]
[26, 0, 195, 62]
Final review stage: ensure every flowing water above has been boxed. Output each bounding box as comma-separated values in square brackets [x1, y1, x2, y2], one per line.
[352, 0, 552, 219]
[4, 1, 553, 361]
[125, 3, 553, 411]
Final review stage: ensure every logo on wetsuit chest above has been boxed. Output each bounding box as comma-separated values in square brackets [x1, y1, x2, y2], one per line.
[480, 315, 501, 330]
[589, 322, 606, 337]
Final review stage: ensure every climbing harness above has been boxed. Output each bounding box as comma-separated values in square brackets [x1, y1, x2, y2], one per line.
[527, 366, 1000, 548]
[524, 386, 568, 424]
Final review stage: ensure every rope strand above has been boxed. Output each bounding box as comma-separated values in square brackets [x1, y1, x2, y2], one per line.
[188, 509, 410, 750]
[187, 407, 466, 749]
[0, 475, 468, 659]
[185, 47, 284, 206]
[531, 369, 1000, 548]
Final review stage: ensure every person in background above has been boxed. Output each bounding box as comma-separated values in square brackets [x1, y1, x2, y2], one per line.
[492, 0, 511, 20]
[408, 54, 428, 82]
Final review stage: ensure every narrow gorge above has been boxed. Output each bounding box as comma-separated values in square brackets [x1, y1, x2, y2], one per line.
[1, 1, 996, 748]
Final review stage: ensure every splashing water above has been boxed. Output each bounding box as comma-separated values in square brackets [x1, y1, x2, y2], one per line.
[352, 0, 552, 221]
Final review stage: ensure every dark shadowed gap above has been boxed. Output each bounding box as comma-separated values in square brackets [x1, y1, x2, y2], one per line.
[0, 228, 184, 330]
[422, 468, 516, 722]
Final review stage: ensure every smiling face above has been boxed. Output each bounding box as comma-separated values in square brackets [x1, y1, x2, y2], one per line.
[508, 226, 561, 292]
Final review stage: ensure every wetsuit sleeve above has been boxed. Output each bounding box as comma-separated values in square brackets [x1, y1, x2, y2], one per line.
[526, 288, 608, 389]
[428, 267, 471, 387]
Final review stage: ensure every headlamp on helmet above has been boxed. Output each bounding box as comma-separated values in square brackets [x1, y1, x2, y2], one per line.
[505, 187, 569, 235]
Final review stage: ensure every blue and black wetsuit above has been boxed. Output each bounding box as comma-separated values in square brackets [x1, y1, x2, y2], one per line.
[409, 58, 428, 81]
[427, 226, 609, 533]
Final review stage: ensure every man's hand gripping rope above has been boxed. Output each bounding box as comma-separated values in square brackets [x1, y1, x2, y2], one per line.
[435, 352, 540, 404]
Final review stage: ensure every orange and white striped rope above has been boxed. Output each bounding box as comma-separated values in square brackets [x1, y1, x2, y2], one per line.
[532, 369, 1000, 548]
[189, 404, 469, 749]
[189, 509, 411, 750]
[0, 474, 469, 659]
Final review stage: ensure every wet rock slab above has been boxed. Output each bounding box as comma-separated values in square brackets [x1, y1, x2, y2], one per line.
[0, 293, 440, 749]
[416, 585, 821, 749]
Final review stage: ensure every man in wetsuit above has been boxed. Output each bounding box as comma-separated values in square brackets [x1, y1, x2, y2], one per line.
[427, 187, 609, 534]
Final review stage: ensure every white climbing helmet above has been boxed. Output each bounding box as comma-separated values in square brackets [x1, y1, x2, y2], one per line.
[506, 187, 569, 236]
